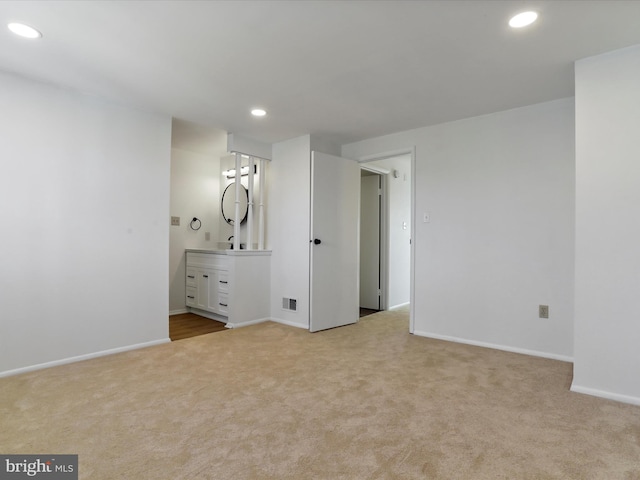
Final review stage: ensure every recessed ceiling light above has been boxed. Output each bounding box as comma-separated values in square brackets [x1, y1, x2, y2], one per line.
[509, 11, 538, 28]
[8, 22, 42, 39]
[251, 108, 267, 117]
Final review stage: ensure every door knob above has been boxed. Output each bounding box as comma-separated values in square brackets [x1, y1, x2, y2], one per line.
[313, 239, 322, 245]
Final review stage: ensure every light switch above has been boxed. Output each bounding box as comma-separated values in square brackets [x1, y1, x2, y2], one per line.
[423, 212, 430, 223]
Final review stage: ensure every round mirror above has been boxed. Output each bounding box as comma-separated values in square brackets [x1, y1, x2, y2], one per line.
[221, 183, 249, 225]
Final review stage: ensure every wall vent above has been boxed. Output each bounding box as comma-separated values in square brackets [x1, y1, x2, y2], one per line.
[282, 297, 297, 312]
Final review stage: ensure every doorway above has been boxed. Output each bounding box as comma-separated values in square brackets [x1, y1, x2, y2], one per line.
[360, 169, 383, 316]
[359, 154, 413, 326]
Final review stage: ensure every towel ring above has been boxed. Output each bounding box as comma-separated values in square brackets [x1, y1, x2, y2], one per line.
[190, 217, 201, 230]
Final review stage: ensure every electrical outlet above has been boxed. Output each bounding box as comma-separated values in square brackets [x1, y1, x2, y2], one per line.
[205, 232, 210, 241]
[171, 216, 180, 226]
[539, 305, 549, 319]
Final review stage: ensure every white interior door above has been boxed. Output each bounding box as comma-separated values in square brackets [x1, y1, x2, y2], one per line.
[310, 151, 360, 332]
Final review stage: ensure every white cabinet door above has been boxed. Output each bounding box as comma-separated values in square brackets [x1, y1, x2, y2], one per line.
[196, 269, 216, 312]
[195, 269, 208, 311]
[206, 269, 221, 313]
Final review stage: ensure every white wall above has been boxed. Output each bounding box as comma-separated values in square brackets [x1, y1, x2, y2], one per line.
[0, 72, 172, 375]
[343, 99, 575, 360]
[572, 45, 640, 405]
[268, 135, 312, 328]
[169, 125, 227, 313]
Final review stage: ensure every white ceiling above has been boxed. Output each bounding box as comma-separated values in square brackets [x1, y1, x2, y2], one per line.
[2, 0, 640, 146]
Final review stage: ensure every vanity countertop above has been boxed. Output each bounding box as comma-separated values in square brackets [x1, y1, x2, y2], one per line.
[185, 248, 272, 256]
[185, 248, 228, 255]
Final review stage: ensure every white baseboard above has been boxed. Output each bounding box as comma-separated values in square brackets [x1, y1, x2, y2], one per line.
[0, 338, 171, 378]
[269, 317, 309, 329]
[413, 330, 574, 363]
[169, 308, 189, 316]
[389, 302, 410, 310]
[225, 317, 270, 329]
[187, 308, 228, 323]
[570, 383, 640, 406]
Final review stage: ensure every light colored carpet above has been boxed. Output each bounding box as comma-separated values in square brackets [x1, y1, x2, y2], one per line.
[1, 309, 640, 479]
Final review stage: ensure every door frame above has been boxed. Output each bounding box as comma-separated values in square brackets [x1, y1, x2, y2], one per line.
[357, 148, 416, 334]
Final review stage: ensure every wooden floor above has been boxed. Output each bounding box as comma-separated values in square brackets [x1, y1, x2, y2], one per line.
[171, 310, 378, 341]
[359, 307, 380, 318]
[169, 313, 228, 341]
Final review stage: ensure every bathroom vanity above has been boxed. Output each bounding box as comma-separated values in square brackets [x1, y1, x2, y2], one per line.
[185, 249, 271, 328]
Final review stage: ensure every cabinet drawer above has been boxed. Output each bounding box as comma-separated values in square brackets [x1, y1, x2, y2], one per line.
[186, 252, 228, 269]
[218, 272, 229, 293]
[186, 268, 197, 287]
[217, 293, 229, 316]
[186, 286, 196, 307]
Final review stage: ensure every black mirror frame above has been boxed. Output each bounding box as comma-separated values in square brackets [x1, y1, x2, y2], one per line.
[221, 182, 249, 225]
